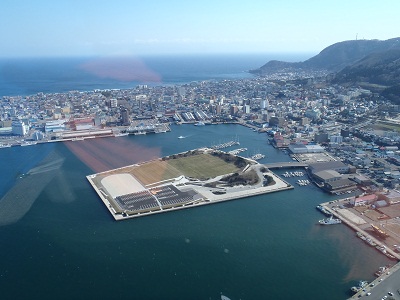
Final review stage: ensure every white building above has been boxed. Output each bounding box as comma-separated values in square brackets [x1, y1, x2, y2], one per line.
[32, 131, 45, 141]
[330, 135, 343, 144]
[12, 120, 28, 136]
[45, 120, 66, 133]
[110, 98, 118, 108]
[288, 143, 325, 154]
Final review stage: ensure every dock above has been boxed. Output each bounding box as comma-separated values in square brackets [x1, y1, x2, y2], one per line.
[317, 201, 400, 299]
[87, 149, 294, 221]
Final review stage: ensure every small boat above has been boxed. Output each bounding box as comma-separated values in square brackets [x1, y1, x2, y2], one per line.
[365, 238, 377, 247]
[316, 205, 332, 217]
[114, 132, 129, 137]
[375, 265, 391, 277]
[350, 280, 368, 293]
[21, 141, 38, 146]
[250, 153, 265, 160]
[194, 121, 205, 126]
[178, 136, 185, 139]
[318, 216, 342, 225]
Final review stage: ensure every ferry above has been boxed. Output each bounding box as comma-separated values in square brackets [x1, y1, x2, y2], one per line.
[318, 216, 342, 225]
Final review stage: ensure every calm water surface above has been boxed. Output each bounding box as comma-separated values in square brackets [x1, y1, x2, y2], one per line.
[0, 125, 391, 300]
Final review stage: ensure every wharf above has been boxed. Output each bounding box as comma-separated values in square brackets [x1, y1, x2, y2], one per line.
[320, 202, 400, 260]
[87, 171, 293, 221]
[318, 202, 400, 299]
[0, 124, 170, 149]
[87, 150, 294, 221]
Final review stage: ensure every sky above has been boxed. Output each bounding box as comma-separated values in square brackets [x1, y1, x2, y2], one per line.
[1, 0, 399, 57]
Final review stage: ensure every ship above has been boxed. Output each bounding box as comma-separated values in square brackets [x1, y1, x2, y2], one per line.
[250, 153, 265, 160]
[316, 205, 332, 217]
[350, 280, 368, 293]
[318, 216, 342, 225]
[20, 141, 38, 146]
[375, 265, 391, 277]
[365, 238, 377, 247]
[356, 231, 364, 238]
[114, 132, 129, 137]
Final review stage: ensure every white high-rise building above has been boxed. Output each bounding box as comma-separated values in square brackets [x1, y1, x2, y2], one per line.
[261, 98, 269, 109]
[12, 120, 28, 136]
[32, 131, 45, 141]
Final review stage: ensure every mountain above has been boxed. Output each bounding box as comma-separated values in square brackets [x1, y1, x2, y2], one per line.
[333, 48, 400, 86]
[250, 38, 400, 75]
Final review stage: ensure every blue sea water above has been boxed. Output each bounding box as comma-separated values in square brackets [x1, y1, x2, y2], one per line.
[0, 53, 312, 97]
[0, 55, 391, 299]
[0, 125, 392, 300]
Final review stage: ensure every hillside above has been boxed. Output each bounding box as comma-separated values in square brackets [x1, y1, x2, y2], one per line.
[333, 48, 400, 86]
[250, 38, 400, 75]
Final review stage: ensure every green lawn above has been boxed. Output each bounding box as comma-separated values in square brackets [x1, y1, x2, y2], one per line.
[167, 153, 240, 180]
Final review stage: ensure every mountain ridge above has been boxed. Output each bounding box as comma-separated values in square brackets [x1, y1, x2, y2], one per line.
[250, 37, 400, 75]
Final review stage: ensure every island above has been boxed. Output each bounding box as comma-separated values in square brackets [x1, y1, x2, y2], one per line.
[87, 148, 292, 220]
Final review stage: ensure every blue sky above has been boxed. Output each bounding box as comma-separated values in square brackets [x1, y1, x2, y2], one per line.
[1, 0, 399, 57]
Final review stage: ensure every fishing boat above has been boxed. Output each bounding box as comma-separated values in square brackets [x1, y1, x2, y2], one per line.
[318, 216, 342, 225]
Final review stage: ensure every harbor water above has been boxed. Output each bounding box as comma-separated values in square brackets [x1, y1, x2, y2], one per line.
[0, 124, 392, 300]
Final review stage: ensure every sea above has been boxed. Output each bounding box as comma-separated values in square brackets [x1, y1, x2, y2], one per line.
[0, 53, 311, 97]
[0, 54, 393, 300]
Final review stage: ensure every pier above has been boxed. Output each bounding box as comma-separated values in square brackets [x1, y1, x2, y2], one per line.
[87, 149, 294, 220]
[263, 162, 308, 169]
[317, 201, 400, 299]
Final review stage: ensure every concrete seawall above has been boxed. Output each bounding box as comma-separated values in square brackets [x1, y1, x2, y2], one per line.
[319, 202, 400, 299]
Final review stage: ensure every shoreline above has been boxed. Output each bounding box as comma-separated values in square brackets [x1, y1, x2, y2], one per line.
[0, 121, 266, 151]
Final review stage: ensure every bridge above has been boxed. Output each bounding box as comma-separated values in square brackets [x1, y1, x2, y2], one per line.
[263, 162, 308, 169]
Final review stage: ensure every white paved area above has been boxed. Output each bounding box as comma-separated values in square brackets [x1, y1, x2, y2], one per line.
[101, 173, 146, 198]
[338, 209, 367, 225]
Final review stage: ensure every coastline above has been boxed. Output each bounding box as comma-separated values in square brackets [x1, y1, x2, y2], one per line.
[0, 121, 263, 150]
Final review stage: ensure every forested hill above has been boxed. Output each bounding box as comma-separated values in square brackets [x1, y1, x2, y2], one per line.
[250, 38, 400, 75]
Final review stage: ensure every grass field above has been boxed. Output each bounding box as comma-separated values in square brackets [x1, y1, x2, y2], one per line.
[100, 152, 243, 186]
[370, 121, 400, 132]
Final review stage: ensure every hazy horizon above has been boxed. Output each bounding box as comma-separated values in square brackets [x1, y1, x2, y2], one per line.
[1, 0, 399, 58]
[0, 51, 317, 60]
